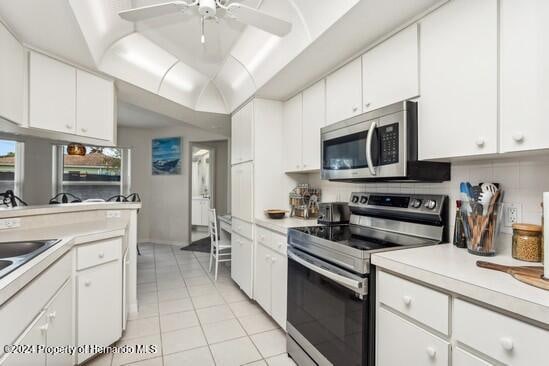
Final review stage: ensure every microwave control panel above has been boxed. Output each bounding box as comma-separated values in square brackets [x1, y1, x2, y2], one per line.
[379, 123, 399, 165]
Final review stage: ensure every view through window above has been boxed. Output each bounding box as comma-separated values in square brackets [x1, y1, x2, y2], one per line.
[62, 146, 123, 200]
[0, 140, 16, 193]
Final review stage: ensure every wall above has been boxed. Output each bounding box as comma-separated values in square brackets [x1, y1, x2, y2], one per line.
[117, 125, 229, 245]
[307, 153, 549, 239]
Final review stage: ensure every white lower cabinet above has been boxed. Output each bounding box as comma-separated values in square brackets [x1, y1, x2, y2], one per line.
[376, 269, 549, 366]
[453, 347, 493, 366]
[4, 279, 73, 366]
[231, 233, 253, 298]
[253, 227, 287, 330]
[77, 260, 122, 364]
[377, 307, 449, 366]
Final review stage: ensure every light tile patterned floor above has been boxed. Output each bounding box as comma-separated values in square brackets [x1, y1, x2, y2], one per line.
[85, 244, 296, 366]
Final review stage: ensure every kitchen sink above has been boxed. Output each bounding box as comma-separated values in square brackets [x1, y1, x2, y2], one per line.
[0, 260, 13, 271]
[0, 240, 61, 279]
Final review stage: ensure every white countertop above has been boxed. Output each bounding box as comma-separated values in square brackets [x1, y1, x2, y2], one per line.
[0, 202, 141, 219]
[255, 216, 320, 235]
[372, 243, 549, 327]
[0, 220, 127, 306]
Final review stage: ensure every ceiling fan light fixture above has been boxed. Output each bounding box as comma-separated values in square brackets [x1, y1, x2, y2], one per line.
[198, 0, 216, 17]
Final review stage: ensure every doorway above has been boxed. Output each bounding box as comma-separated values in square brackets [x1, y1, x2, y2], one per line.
[191, 145, 215, 243]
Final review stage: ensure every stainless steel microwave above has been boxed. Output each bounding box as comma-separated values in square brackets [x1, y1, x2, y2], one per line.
[320, 101, 450, 182]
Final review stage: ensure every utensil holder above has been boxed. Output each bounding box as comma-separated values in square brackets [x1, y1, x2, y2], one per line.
[461, 202, 502, 256]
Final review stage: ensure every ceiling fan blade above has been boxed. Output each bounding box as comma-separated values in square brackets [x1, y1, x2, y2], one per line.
[227, 3, 292, 37]
[119, 1, 192, 22]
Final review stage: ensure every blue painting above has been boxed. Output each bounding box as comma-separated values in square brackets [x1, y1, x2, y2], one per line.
[152, 137, 181, 175]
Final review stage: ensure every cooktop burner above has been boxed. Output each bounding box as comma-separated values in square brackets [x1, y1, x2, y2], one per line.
[292, 225, 401, 251]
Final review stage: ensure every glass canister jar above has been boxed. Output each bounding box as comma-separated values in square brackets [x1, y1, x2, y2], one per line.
[512, 224, 543, 262]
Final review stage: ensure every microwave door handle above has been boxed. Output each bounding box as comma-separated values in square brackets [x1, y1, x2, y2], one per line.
[366, 121, 377, 176]
[288, 250, 364, 293]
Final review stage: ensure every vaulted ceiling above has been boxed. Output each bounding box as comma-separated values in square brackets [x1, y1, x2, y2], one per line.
[0, 0, 444, 118]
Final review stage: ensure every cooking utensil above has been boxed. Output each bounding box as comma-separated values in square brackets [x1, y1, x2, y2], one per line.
[471, 185, 483, 201]
[478, 191, 493, 215]
[481, 182, 498, 193]
[477, 261, 549, 290]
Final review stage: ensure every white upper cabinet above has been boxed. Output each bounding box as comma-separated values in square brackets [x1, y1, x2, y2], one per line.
[302, 80, 326, 170]
[500, 0, 549, 153]
[418, 0, 498, 160]
[231, 100, 254, 165]
[282, 93, 303, 172]
[76, 70, 115, 141]
[326, 57, 362, 124]
[29, 51, 76, 134]
[362, 24, 419, 112]
[0, 23, 25, 125]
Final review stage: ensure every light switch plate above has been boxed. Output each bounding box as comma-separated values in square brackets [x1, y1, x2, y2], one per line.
[502, 202, 522, 234]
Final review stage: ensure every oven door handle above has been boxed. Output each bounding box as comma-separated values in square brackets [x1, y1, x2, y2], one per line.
[288, 250, 364, 293]
[366, 121, 377, 176]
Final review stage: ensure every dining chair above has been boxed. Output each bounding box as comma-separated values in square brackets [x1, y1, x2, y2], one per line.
[208, 209, 231, 281]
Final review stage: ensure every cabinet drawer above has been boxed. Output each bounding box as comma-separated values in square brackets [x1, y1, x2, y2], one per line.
[377, 307, 449, 366]
[76, 238, 122, 270]
[454, 299, 549, 366]
[232, 218, 253, 240]
[270, 231, 287, 255]
[256, 226, 273, 247]
[453, 347, 493, 366]
[378, 271, 449, 335]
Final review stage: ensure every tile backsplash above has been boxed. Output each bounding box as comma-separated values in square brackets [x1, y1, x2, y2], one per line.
[309, 154, 549, 239]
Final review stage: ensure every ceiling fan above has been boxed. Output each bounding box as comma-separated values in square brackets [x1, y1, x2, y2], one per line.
[119, 0, 292, 44]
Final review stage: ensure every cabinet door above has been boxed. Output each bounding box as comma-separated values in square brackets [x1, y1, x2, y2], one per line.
[236, 162, 253, 223]
[6, 312, 47, 366]
[282, 93, 303, 172]
[232, 101, 253, 164]
[302, 80, 325, 170]
[500, 0, 549, 152]
[377, 308, 449, 366]
[230, 233, 243, 287]
[270, 251, 287, 330]
[326, 58, 362, 124]
[0, 23, 25, 125]
[45, 280, 73, 366]
[453, 347, 493, 366]
[77, 260, 122, 364]
[201, 200, 210, 226]
[239, 236, 253, 298]
[418, 0, 498, 159]
[254, 243, 272, 313]
[362, 24, 419, 112]
[231, 166, 240, 219]
[192, 199, 201, 226]
[29, 52, 76, 134]
[76, 70, 114, 141]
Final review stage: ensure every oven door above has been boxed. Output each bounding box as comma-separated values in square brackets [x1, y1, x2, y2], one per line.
[321, 112, 406, 181]
[287, 248, 370, 366]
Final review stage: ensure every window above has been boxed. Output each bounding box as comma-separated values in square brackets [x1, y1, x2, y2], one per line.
[55, 146, 130, 201]
[0, 139, 22, 195]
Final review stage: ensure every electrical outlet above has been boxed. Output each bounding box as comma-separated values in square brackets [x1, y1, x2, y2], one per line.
[502, 203, 522, 234]
[106, 210, 121, 219]
[0, 218, 21, 230]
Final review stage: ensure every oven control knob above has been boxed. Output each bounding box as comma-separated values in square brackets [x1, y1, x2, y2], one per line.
[424, 200, 437, 210]
[360, 196, 368, 204]
[411, 199, 422, 208]
[351, 196, 359, 204]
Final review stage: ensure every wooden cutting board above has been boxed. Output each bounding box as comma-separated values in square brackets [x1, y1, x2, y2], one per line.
[476, 261, 549, 291]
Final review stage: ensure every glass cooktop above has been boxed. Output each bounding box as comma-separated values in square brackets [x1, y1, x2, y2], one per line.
[292, 224, 439, 252]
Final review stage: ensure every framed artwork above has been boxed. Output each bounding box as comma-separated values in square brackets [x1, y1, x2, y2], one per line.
[152, 137, 181, 175]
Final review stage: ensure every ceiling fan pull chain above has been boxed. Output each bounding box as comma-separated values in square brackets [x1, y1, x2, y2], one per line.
[201, 16, 206, 44]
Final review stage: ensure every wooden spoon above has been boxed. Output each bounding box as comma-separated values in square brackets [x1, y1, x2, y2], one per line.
[477, 261, 549, 290]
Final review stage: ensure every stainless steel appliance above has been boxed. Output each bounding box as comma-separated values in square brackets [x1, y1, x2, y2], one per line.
[286, 192, 449, 366]
[318, 202, 350, 225]
[320, 101, 450, 182]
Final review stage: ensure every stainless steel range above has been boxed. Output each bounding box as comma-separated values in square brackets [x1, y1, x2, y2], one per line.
[286, 192, 449, 366]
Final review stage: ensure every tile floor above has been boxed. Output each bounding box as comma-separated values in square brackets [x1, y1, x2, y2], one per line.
[86, 243, 296, 366]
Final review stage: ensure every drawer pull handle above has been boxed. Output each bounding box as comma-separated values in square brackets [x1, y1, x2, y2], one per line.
[402, 295, 412, 306]
[85, 280, 92, 287]
[98, 252, 105, 259]
[426, 347, 436, 359]
[500, 337, 514, 351]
